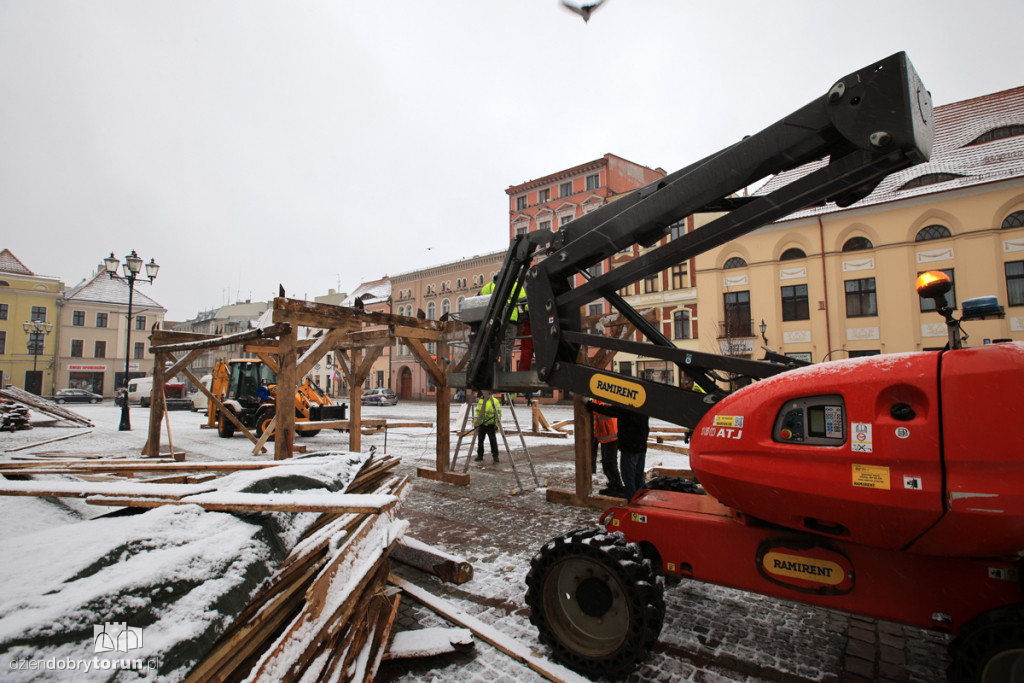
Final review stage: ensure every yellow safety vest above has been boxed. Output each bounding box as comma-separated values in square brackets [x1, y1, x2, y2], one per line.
[475, 396, 501, 426]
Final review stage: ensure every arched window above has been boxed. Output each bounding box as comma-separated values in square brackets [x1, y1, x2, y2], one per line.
[457, 296, 466, 311]
[968, 124, 1024, 146]
[842, 236, 873, 252]
[441, 299, 451, 317]
[915, 225, 951, 242]
[1003, 211, 1024, 229]
[723, 257, 747, 269]
[780, 248, 806, 261]
[426, 302, 436, 320]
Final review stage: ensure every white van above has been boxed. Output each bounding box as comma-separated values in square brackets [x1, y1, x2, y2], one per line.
[126, 377, 153, 406]
[187, 374, 213, 412]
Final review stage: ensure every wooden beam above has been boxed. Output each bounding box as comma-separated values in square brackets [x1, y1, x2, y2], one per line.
[389, 574, 591, 683]
[275, 323, 298, 460]
[254, 352, 281, 375]
[416, 468, 470, 486]
[405, 338, 444, 385]
[150, 323, 291, 353]
[545, 488, 625, 511]
[243, 338, 316, 355]
[393, 325, 442, 341]
[163, 348, 204, 381]
[333, 329, 394, 350]
[296, 327, 352, 380]
[142, 351, 169, 457]
[272, 296, 448, 331]
[85, 491, 400, 515]
[434, 337, 450, 474]
[149, 330, 219, 347]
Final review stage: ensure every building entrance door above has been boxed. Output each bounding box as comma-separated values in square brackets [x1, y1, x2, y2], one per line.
[24, 370, 42, 395]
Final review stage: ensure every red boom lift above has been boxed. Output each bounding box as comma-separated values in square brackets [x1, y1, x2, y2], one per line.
[460, 53, 1023, 681]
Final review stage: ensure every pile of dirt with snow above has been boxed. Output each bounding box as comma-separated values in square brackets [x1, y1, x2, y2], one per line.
[0, 451, 369, 682]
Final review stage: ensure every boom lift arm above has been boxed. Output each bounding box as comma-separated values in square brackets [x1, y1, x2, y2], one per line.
[465, 52, 933, 428]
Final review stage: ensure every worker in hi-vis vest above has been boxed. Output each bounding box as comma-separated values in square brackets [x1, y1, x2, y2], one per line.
[473, 390, 502, 463]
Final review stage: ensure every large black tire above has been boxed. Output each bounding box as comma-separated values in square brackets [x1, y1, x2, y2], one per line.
[642, 476, 705, 495]
[255, 408, 275, 439]
[525, 527, 665, 677]
[217, 411, 235, 438]
[949, 604, 1024, 682]
[297, 427, 320, 438]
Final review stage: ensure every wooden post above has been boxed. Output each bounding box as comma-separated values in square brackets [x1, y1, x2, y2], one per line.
[346, 349, 363, 453]
[142, 352, 168, 457]
[434, 337, 450, 473]
[275, 324, 297, 460]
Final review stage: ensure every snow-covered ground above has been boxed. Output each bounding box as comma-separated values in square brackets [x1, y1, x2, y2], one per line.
[0, 400, 692, 682]
[0, 401, 953, 682]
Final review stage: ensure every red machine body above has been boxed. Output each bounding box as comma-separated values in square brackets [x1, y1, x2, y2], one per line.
[599, 342, 1024, 636]
[689, 342, 1024, 558]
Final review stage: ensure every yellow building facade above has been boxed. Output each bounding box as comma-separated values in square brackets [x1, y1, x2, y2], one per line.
[0, 249, 63, 395]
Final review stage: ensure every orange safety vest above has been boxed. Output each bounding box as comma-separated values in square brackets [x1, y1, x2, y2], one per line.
[593, 411, 617, 443]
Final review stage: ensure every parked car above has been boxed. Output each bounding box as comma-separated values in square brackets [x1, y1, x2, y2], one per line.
[54, 388, 103, 404]
[361, 387, 398, 406]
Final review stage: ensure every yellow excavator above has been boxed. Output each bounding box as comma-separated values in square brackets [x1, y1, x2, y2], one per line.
[209, 359, 347, 439]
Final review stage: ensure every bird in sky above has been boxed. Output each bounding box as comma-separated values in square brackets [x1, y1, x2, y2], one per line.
[561, 0, 605, 23]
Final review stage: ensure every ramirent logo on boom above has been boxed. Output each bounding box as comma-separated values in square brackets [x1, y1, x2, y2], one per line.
[589, 375, 646, 407]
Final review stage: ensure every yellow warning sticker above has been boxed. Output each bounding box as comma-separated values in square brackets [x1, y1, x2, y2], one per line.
[852, 464, 890, 490]
[590, 374, 646, 408]
[713, 415, 744, 428]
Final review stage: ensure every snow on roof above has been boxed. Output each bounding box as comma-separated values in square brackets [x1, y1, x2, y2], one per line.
[0, 249, 34, 276]
[341, 277, 391, 307]
[755, 85, 1024, 221]
[65, 268, 165, 310]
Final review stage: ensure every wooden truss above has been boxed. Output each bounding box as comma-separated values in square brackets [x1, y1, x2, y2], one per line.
[144, 297, 462, 476]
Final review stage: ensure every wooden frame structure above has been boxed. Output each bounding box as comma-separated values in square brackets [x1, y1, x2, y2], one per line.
[144, 298, 464, 478]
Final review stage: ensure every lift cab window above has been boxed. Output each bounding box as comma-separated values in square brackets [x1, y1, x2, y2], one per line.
[773, 395, 845, 446]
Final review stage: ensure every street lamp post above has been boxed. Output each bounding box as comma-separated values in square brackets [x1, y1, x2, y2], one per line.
[22, 319, 53, 394]
[104, 250, 159, 431]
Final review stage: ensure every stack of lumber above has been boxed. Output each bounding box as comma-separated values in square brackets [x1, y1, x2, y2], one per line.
[186, 457, 408, 683]
[0, 386, 93, 427]
[1, 399, 31, 431]
[0, 451, 410, 682]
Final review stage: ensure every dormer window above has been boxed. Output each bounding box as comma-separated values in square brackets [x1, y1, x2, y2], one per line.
[899, 173, 962, 191]
[967, 124, 1024, 146]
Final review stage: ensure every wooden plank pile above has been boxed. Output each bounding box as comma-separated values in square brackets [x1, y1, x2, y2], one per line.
[0, 386, 93, 427]
[1, 399, 31, 431]
[0, 451, 410, 682]
[186, 454, 408, 683]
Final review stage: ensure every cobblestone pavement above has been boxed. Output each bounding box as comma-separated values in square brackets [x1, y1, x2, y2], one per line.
[374, 441, 951, 683]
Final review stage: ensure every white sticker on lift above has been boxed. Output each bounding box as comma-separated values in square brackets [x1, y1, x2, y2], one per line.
[903, 475, 923, 490]
[824, 406, 843, 438]
[895, 427, 911, 439]
[851, 422, 873, 452]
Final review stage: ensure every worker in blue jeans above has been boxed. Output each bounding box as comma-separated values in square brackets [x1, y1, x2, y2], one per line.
[586, 401, 649, 500]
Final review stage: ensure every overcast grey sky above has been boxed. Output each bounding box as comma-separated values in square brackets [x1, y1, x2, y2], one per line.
[2, 0, 1022, 320]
